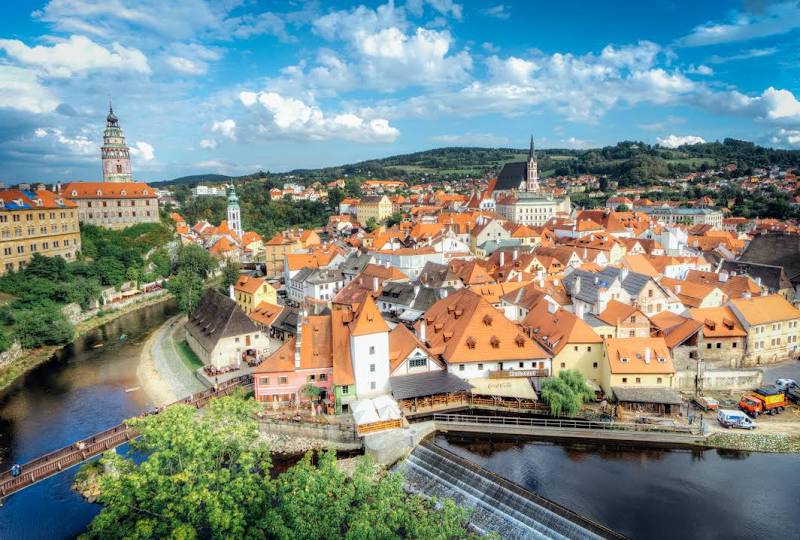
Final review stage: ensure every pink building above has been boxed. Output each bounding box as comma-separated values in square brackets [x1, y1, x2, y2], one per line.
[253, 314, 333, 406]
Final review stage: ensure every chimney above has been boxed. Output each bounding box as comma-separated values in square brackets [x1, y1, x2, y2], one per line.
[537, 269, 544, 282]
[499, 251, 505, 267]
[755, 277, 762, 287]
[418, 319, 427, 342]
[574, 276, 582, 294]
[620, 268, 629, 282]
[720, 271, 729, 282]
[513, 249, 518, 261]
[644, 347, 651, 364]
[675, 284, 681, 294]
[742, 291, 751, 299]
[384, 260, 391, 268]
[547, 302, 557, 314]
[372, 276, 379, 292]
[229, 284, 235, 301]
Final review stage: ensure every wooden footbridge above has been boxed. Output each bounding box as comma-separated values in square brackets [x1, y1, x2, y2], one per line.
[0, 374, 253, 502]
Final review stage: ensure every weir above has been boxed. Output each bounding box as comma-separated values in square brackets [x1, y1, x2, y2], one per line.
[400, 440, 626, 540]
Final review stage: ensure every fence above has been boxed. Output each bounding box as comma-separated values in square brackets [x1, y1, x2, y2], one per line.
[433, 413, 703, 435]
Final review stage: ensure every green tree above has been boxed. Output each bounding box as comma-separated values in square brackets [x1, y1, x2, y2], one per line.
[385, 212, 403, 227]
[95, 256, 127, 286]
[220, 261, 241, 293]
[82, 394, 273, 540]
[540, 370, 595, 417]
[14, 304, 74, 349]
[175, 244, 216, 279]
[167, 269, 205, 314]
[299, 383, 322, 401]
[364, 217, 379, 232]
[82, 394, 483, 540]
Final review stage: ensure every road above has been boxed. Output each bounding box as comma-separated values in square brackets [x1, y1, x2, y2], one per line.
[151, 315, 206, 397]
[759, 358, 800, 385]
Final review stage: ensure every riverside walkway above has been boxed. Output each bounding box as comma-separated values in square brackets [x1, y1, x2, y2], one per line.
[433, 413, 708, 445]
[0, 374, 253, 501]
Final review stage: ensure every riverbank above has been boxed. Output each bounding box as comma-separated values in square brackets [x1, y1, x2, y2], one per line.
[0, 292, 173, 394]
[137, 316, 206, 407]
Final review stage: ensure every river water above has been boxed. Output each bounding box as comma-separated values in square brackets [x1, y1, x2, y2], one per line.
[436, 434, 800, 540]
[0, 300, 798, 540]
[0, 300, 177, 539]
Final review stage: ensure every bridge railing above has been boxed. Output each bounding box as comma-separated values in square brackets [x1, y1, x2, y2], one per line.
[434, 414, 703, 435]
[0, 374, 254, 498]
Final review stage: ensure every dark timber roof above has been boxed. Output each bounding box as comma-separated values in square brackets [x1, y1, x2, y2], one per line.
[390, 370, 473, 400]
[739, 232, 800, 282]
[720, 260, 793, 292]
[185, 289, 259, 352]
[495, 162, 528, 192]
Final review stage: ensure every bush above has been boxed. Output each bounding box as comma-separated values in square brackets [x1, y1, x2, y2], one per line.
[540, 370, 595, 417]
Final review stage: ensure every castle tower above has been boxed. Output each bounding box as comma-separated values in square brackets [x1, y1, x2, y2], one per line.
[227, 185, 243, 238]
[101, 102, 133, 182]
[526, 135, 539, 193]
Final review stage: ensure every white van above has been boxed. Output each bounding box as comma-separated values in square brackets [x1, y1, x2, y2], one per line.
[717, 409, 756, 430]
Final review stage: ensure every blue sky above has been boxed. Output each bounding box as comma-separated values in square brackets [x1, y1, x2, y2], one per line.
[1, 0, 800, 182]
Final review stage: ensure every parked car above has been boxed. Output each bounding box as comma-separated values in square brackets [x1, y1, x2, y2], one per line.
[717, 409, 757, 430]
[694, 396, 719, 412]
[775, 378, 798, 392]
[787, 385, 800, 405]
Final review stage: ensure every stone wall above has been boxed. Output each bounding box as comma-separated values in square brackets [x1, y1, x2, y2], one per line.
[676, 368, 762, 392]
[259, 419, 360, 445]
[0, 341, 22, 368]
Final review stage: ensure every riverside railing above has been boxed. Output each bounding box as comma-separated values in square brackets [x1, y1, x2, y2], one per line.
[433, 413, 704, 435]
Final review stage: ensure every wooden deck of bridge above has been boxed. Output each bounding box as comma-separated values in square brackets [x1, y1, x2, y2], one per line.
[0, 375, 253, 501]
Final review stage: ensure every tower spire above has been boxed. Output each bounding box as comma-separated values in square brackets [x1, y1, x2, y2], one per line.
[528, 135, 535, 161]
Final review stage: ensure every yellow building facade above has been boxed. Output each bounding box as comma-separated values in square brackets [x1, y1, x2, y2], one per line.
[0, 188, 81, 276]
[356, 195, 392, 226]
[233, 275, 278, 314]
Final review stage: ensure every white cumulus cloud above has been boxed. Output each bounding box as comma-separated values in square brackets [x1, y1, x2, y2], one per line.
[34, 127, 94, 154]
[166, 56, 205, 75]
[770, 128, 800, 147]
[239, 91, 399, 143]
[0, 35, 150, 77]
[211, 119, 237, 140]
[199, 138, 218, 149]
[130, 141, 155, 161]
[656, 135, 706, 148]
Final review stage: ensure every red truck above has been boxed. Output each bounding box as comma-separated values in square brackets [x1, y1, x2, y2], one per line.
[738, 386, 788, 418]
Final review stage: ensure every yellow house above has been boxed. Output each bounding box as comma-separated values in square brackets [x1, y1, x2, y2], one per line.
[233, 275, 278, 314]
[356, 195, 392, 226]
[263, 232, 301, 277]
[0, 188, 82, 275]
[728, 294, 800, 365]
[523, 303, 604, 385]
[601, 337, 676, 397]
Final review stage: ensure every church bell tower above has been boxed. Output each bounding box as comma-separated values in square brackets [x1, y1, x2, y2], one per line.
[101, 102, 133, 182]
[526, 135, 539, 193]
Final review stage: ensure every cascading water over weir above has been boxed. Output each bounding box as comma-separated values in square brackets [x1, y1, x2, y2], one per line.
[399, 440, 626, 540]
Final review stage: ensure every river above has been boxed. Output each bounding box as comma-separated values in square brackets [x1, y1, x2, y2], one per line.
[435, 434, 800, 540]
[0, 300, 177, 539]
[0, 300, 799, 539]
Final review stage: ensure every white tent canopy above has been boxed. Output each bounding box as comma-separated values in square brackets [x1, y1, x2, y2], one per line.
[351, 396, 401, 426]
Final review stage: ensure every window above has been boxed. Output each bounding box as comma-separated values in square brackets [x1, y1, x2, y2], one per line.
[716, 343, 721, 349]
[319, 374, 327, 382]
[369, 346, 375, 354]
[342, 385, 349, 394]
[519, 362, 524, 368]
[593, 362, 598, 368]
[707, 343, 712, 349]
[459, 364, 465, 371]
[278, 376, 288, 385]
[409, 357, 427, 368]
[635, 377, 641, 383]
[629, 330, 636, 337]
[587, 346, 592, 351]
[477, 363, 483, 370]
[630, 316, 636, 323]
[657, 377, 662, 384]
[574, 346, 578, 351]
[308, 374, 316, 382]
[560, 362, 566, 368]
[259, 376, 269, 385]
[732, 342, 737, 348]
[622, 377, 628, 383]
[370, 381, 376, 390]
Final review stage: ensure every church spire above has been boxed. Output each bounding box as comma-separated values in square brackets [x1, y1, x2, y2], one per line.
[528, 135, 535, 162]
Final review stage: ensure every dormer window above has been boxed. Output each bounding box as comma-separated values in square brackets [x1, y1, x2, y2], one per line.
[35, 199, 43, 207]
[657, 357, 666, 363]
[490, 336, 500, 348]
[71, 190, 77, 196]
[466, 337, 476, 349]
[482, 314, 493, 326]
[96, 190, 102, 196]
[120, 190, 127, 196]
[515, 335, 525, 347]
[621, 357, 629, 363]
